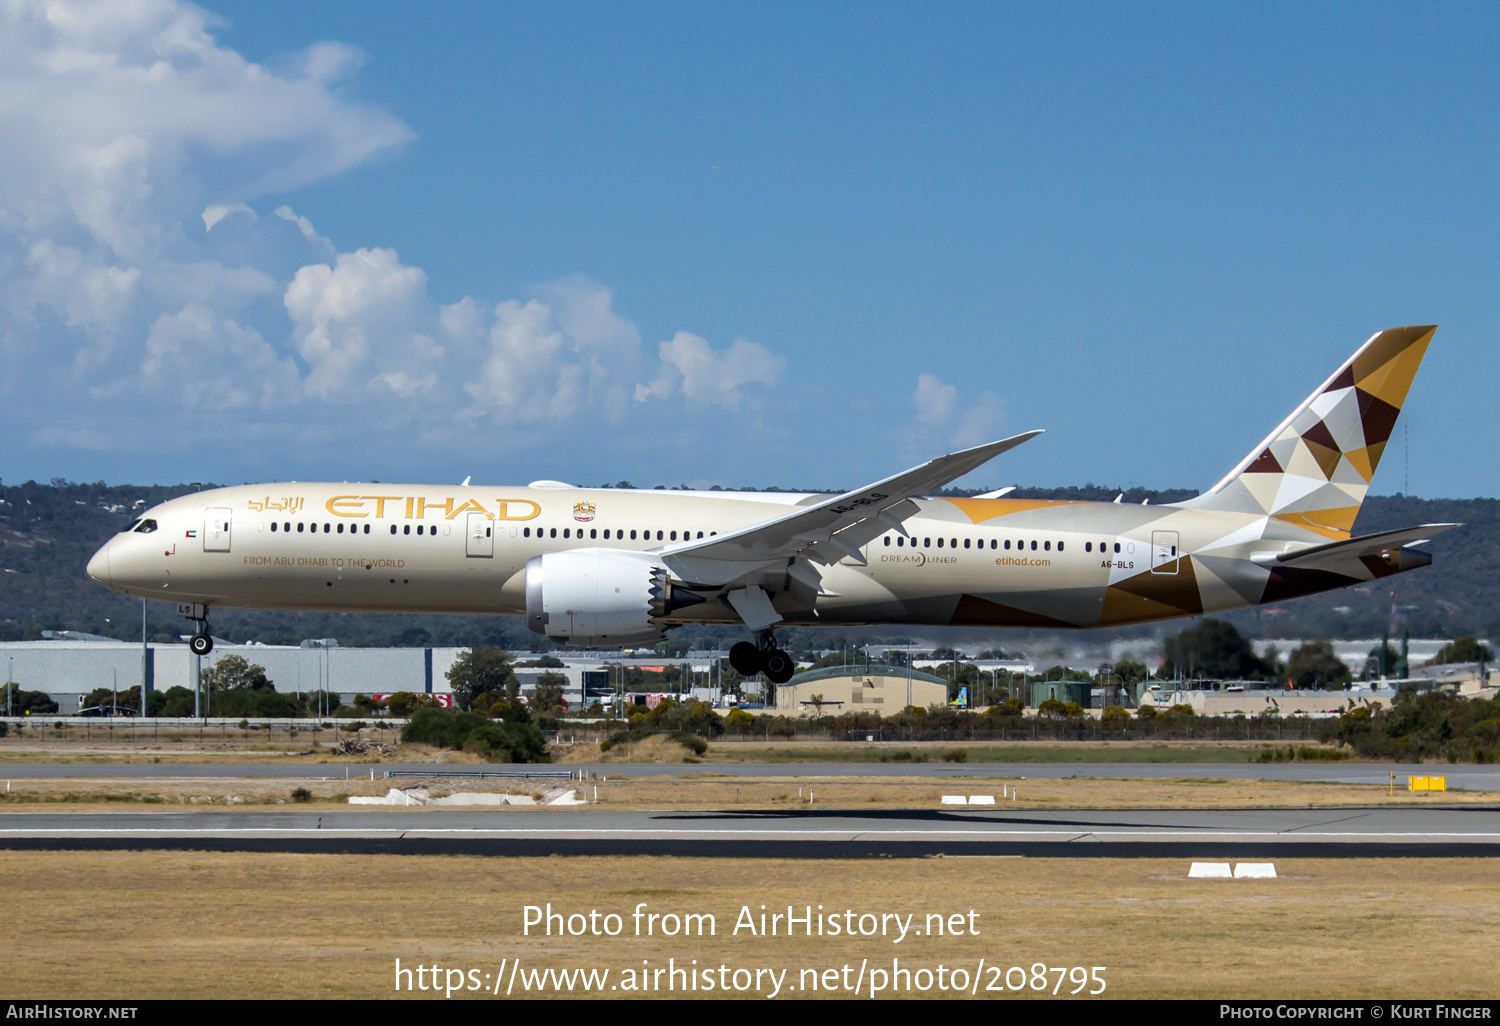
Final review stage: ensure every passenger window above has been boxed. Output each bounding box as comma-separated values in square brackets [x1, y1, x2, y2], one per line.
[364, 524, 370, 534]
[390, 525, 397, 535]
[884, 537, 891, 547]
[896, 537, 904, 547]
[564, 528, 570, 539]
[297, 523, 304, 533]
[591, 529, 597, 539]
[1044, 541, 1051, 551]
[337, 523, 344, 534]
[1031, 540, 1037, 551]
[284, 523, 290, 533]
[524, 527, 531, 537]
[963, 538, 970, 549]
[924, 538, 931, 548]
[951, 538, 957, 548]
[937, 538, 944, 548]
[550, 528, 557, 539]
[1058, 541, 1064, 551]
[697, 531, 704, 538]
[603, 529, 610, 539]
[670, 531, 677, 541]
[990, 539, 997, 549]
[630, 530, 637, 540]
[1004, 539, 1010, 550]
[270, 522, 278, 533]
[404, 525, 411, 535]
[657, 530, 664, 541]
[324, 523, 331, 533]
[417, 525, 424, 535]
[1085, 542, 1092, 552]
[1114, 542, 1120, 553]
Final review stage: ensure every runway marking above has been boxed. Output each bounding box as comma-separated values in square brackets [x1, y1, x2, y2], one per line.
[1, 828, 1498, 839]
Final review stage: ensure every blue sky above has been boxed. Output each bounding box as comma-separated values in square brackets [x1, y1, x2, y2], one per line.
[2, 2, 1496, 496]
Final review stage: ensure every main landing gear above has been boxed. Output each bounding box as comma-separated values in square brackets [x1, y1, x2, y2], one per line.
[729, 629, 795, 685]
[177, 602, 214, 655]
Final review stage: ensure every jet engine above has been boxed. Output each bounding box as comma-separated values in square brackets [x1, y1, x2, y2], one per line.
[524, 549, 704, 646]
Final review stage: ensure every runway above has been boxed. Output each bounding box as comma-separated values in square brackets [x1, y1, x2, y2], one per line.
[2, 806, 1496, 858]
[3, 761, 1500, 789]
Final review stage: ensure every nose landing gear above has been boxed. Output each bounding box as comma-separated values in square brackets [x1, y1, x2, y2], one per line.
[177, 602, 214, 655]
[728, 629, 795, 685]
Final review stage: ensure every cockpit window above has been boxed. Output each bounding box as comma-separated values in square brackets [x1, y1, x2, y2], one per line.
[130, 518, 158, 534]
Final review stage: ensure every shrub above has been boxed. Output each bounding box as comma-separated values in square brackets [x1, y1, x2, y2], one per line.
[725, 708, 756, 730]
[668, 730, 708, 756]
[0, 722, 7, 738]
[290, 787, 312, 803]
[941, 748, 968, 763]
[402, 707, 546, 763]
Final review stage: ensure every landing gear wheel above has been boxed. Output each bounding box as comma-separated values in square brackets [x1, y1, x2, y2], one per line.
[762, 649, 795, 685]
[728, 641, 760, 676]
[189, 633, 213, 656]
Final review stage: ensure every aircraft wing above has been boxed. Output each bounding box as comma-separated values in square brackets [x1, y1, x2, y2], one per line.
[1268, 523, 1461, 571]
[658, 430, 1043, 592]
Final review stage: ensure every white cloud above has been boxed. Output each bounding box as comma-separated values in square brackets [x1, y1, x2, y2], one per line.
[635, 332, 784, 409]
[465, 277, 642, 425]
[908, 374, 1004, 449]
[0, 0, 788, 470]
[912, 373, 957, 424]
[139, 304, 302, 410]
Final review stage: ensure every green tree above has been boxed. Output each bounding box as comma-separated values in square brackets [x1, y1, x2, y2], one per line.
[1114, 660, 1149, 684]
[202, 655, 272, 693]
[1429, 635, 1493, 666]
[531, 671, 567, 713]
[1159, 619, 1270, 680]
[155, 686, 194, 716]
[1285, 641, 1352, 689]
[385, 691, 421, 716]
[1, 684, 59, 715]
[445, 647, 514, 710]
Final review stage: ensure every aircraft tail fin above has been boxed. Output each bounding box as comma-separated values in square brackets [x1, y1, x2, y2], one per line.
[1179, 325, 1436, 538]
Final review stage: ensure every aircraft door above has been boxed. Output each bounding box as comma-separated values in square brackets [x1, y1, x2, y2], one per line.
[1150, 530, 1179, 575]
[466, 512, 494, 558]
[204, 508, 232, 552]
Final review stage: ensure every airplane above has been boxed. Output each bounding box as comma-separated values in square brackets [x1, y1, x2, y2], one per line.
[86, 325, 1456, 686]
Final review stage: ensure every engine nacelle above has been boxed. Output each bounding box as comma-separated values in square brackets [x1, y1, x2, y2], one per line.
[525, 549, 702, 646]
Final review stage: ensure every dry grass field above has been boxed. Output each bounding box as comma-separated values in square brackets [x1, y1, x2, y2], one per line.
[0, 772, 1490, 811]
[1, 851, 1495, 1000]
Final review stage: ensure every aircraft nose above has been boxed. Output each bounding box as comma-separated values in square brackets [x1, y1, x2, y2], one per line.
[86, 541, 111, 587]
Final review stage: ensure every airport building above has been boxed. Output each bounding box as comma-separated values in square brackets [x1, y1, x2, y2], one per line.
[773, 665, 950, 717]
[0, 638, 631, 712]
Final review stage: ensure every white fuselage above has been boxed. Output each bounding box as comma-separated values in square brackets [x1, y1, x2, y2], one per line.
[86, 481, 1341, 633]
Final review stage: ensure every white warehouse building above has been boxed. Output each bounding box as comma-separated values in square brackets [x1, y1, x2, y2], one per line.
[0, 638, 619, 713]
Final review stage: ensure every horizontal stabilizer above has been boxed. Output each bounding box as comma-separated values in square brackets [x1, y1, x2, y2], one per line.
[1267, 523, 1459, 571]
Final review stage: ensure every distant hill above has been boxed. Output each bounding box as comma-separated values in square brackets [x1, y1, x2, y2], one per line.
[0, 479, 1491, 646]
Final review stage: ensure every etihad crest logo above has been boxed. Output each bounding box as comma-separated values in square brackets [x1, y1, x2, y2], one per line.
[572, 501, 596, 523]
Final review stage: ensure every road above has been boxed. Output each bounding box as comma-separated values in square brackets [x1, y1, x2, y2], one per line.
[2, 806, 1496, 858]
